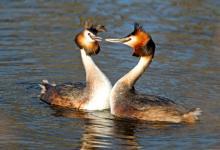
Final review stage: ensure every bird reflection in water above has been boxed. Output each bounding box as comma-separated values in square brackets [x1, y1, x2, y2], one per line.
[52, 107, 114, 149]
[51, 106, 180, 150]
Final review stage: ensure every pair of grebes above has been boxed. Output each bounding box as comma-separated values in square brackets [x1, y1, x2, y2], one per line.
[40, 20, 201, 124]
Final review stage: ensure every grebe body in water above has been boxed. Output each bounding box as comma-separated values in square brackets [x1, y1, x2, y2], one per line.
[106, 23, 201, 123]
[40, 20, 112, 110]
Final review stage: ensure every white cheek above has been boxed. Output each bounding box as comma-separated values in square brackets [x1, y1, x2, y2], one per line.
[84, 31, 95, 43]
[125, 36, 137, 46]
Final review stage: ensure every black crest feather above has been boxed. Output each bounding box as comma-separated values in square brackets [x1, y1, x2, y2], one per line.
[127, 23, 144, 36]
[134, 22, 143, 31]
[83, 19, 106, 35]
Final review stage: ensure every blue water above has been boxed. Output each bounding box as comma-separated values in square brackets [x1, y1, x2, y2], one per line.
[0, 0, 220, 149]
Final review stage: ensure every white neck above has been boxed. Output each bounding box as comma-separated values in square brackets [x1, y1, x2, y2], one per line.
[117, 56, 152, 88]
[110, 56, 152, 112]
[80, 49, 112, 110]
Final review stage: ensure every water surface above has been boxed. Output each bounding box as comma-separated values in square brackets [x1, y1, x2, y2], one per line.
[0, 0, 220, 149]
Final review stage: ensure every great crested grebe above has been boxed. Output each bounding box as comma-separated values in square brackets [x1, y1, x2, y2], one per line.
[106, 23, 202, 123]
[39, 20, 112, 110]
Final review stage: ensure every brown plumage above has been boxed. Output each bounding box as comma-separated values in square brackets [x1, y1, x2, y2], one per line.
[39, 20, 112, 110]
[40, 81, 88, 109]
[75, 20, 106, 55]
[106, 23, 202, 123]
[75, 32, 100, 55]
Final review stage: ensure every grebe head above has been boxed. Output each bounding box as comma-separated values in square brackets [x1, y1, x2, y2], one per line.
[75, 19, 107, 55]
[106, 23, 155, 57]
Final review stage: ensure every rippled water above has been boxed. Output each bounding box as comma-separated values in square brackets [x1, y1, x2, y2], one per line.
[0, 0, 220, 149]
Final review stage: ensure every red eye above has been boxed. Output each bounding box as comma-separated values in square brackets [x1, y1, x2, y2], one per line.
[88, 33, 92, 39]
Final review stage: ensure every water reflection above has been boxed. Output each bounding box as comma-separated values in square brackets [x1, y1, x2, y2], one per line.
[53, 107, 142, 149]
[112, 119, 141, 150]
[52, 107, 183, 150]
[53, 108, 114, 149]
[0, 111, 20, 149]
[0, 0, 220, 149]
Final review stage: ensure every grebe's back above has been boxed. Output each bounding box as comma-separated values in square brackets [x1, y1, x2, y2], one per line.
[106, 23, 202, 123]
[39, 20, 112, 110]
[40, 80, 88, 108]
[112, 87, 201, 123]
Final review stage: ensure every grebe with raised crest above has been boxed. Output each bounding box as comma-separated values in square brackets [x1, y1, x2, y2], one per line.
[39, 20, 112, 110]
[106, 23, 202, 123]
